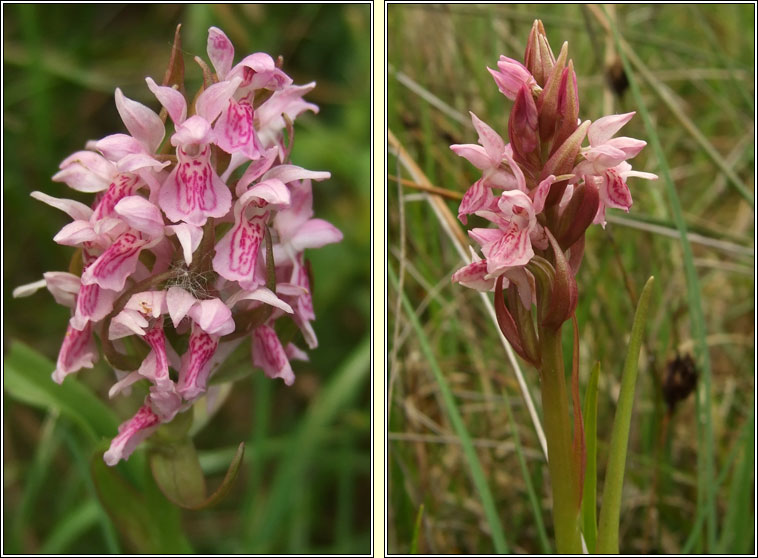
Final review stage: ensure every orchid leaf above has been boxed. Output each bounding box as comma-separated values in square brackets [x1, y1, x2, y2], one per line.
[596, 276, 655, 553]
[150, 437, 245, 510]
[91, 451, 192, 553]
[3, 341, 118, 440]
[581, 361, 601, 553]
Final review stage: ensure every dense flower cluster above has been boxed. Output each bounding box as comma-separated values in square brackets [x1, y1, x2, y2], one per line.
[451, 20, 656, 363]
[15, 27, 342, 465]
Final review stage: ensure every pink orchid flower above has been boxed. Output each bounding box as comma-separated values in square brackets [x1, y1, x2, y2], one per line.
[573, 112, 647, 177]
[487, 55, 538, 100]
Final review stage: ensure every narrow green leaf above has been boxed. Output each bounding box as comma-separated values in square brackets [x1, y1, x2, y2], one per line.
[581, 361, 601, 553]
[249, 336, 370, 552]
[389, 264, 509, 553]
[502, 388, 552, 554]
[410, 503, 424, 554]
[91, 451, 193, 553]
[40, 500, 100, 554]
[607, 11, 719, 548]
[717, 402, 754, 554]
[3, 341, 118, 440]
[193, 442, 245, 510]
[596, 276, 655, 553]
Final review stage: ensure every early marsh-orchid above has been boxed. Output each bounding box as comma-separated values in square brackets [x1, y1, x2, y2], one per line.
[14, 26, 342, 470]
[450, 19, 657, 554]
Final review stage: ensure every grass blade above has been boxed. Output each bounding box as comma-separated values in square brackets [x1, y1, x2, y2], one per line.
[40, 500, 100, 553]
[3, 341, 118, 440]
[604, 10, 720, 549]
[248, 336, 370, 552]
[502, 387, 553, 553]
[410, 503, 424, 554]
[389, 262, 510, 553]
[596, 276, 655, 553]
[581, 361, 601, 553]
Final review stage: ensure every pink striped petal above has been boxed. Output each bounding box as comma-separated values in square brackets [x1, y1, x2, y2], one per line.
[53, 321, 98, 384]
[92, 174, 144, 221]
[80, 232, 148, 291]
[482, 224, 534, 270]
[177, 326, 219, 400]
[227, 287, 294, 314]
[230, 53, 292, 90]
[531, 175, 555, 214]
[602, 167, 633, 210]
[212, 212, 265, 283]
[138, 320, 171, 385]
[252, 325, 295, 386]
[103, 405, 161, 466]
[458, 179, 494, 224]
[114, 88, 165, 153]
[159, 145, 232, 226]
[214, 97, 262, 159]
[207, 27, 235, 79]
[239, 178, 290, 208]
[71, 283, 118, 330]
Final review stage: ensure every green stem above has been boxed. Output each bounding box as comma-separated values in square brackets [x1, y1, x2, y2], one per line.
[540, 325, 582, 554]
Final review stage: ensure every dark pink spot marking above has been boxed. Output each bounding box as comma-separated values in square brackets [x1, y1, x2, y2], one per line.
[143, 322, 169, 381]
[93, 174, 141, 220]
[224, 99, 254, 149]
[182, 330, 218, 391]
[60, 322, 92, 369]
[176, 159, 216, 214]
[258, 326, 287, 370]
[228, 216, 263, 276]
[91, 233, 144, 279]
[76, 283, 100, 318]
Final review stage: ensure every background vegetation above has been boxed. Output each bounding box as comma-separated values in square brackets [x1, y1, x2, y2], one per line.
[3, 4, 371, 554]
[388, 4, 754, 554]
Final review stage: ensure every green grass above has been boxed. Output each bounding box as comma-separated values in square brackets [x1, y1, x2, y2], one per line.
[3, 4, 370, 554]
[388, 4, 754, 554]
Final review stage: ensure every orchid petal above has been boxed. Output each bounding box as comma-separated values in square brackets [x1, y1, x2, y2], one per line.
[214, 97, 262, 159]
[177, 326, 219, 400]
[212, 212, 265, 283]
[159, 145, 232, 226]
[30, 191, 93, 221]
[103, 405, 161, 466]
[207, 27, 235, 79]
[450, 143, 492, 170]
[194, 77, 242, 124]
[470, 111, 505, 164]
[288, 219, 343, 252]
[114, 88, 165, 153]
[71, 283, 118, 330]
[227, 287, 294, 314]
[52, 321, 97, 384]
[166, 286, 197, 328]
[252, 325, 295, 385]
[187, 298, 235, 336]
[165, 223, 203, 265]
[114, 196, 165, 237]
[588, 112, 635, 146]
[80, 232, 148, 291]
[145, 76, 187, 125]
